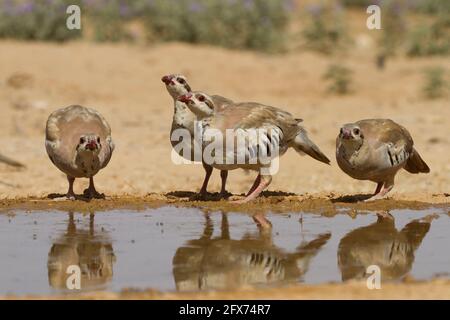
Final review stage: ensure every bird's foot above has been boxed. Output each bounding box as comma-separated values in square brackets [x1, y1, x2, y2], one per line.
[365, 184, 393, 202]
[364, 193, 388, 202]
[83, 188, 105, 199]
[66, 192, 76, 201]
[218, 190, 232, 199]
[189, 191, 209, 201]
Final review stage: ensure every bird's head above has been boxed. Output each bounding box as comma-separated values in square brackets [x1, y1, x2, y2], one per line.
[338, 124, 364, 148]
[177, 91, 215, 119]
[161, 74, 191, 99]
[76, 134, 101, 154]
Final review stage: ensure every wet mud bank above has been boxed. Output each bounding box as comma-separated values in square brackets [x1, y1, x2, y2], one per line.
[0, 193, 448, 215]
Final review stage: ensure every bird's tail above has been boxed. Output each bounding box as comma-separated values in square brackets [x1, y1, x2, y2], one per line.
[291, 129, 330, 165]
[404, 148, 430, 174]
[0, 153, 25, 168]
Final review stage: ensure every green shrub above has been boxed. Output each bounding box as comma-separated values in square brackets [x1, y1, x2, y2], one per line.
[302, 2, 349, 54]
[323, 64, 353, 94]
[406, 14, 450, 56]
[0, 0, 81, 41]
[342, 0, 450, 13]
[377, 0, 408, 57]
[340, 0, 372, 7]
[422, 67, 448, 99]
[141, 0, 291, 52]
[413, 0, 450, 14]
[0, 0, 291, 51]
[84, 0, 134, 42]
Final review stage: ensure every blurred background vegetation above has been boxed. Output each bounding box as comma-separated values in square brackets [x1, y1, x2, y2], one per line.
[0, 0, 292, 52]
[0, 0, 447, 54]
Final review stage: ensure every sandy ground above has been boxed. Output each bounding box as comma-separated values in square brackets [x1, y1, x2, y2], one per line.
[0, 39, 448, 203]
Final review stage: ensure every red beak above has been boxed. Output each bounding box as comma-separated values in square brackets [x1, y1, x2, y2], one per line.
[161, 75, 173, 85]
[86, 141, 97, 151]
[341, 129, 352, 139]
[178, 94, 192, 104]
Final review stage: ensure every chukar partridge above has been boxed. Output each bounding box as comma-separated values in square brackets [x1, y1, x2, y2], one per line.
[336, 119, 430, 201]
[161, 74, 233, 198]
[45, 105, 114, 199]
[178, 92, 330, 203]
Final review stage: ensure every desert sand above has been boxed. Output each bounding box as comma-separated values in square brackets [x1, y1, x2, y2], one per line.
[0, 40, 448, 203]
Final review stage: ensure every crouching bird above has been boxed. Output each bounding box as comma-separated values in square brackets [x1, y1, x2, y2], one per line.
[178, 92, 330, 203]
[45, 105, 115, 199]
[336, 119, 430, 201]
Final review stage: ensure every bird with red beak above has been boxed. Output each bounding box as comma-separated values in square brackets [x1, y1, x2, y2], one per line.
[161, 74, 233, 199]
[336, 119, 430, 201]
[177, 91, 331, 203]
[45, 105, 114, 200]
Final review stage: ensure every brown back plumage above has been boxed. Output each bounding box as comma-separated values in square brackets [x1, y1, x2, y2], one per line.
[357, 119, 413, 152]
[201, 100, 329, 166]
[212, 103, 299, 140]
[357, 119, 429, 174]
[211, 94, 233, 112]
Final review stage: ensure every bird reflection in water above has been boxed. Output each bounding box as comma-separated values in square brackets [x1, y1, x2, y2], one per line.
[47, 212, 116, 290]
[338, 212, 437, 282]
[173, 213, 331, 291]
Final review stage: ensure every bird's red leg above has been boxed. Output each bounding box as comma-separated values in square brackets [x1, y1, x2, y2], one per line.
[366, 177, 394, 201]
[378, 183, 394, 197]
[66, 176, 76, 200]
[219, 170, 229, 197]
[246, 174, 261, 196]
[199, 162, 213, 195]
[84, 176, 104, 199]
[374, 182, 383, 195]
[234, 174, 271, 203]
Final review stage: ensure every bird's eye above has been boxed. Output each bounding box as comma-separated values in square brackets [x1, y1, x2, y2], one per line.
[177, 78, 185, 84]
[80, 137, 85, 144]
[340, 128, 344, 134]
[353, 128, 360, 135]
[97, 137, 100, 143]
[198, 95, 205, 102]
